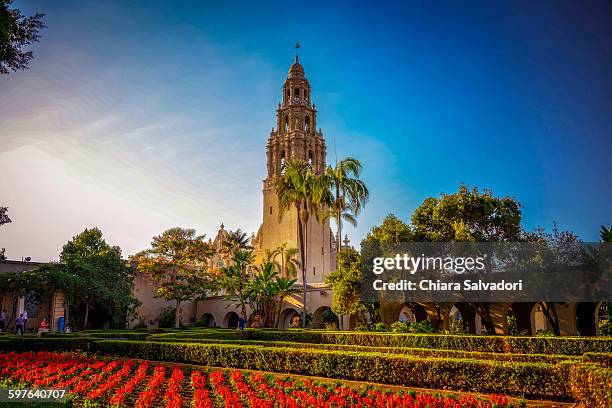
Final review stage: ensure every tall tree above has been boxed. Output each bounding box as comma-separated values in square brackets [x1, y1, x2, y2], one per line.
[134, 227, 214, 328]
[324, 157, 369, 254]
[60, 228, 136, 329]
[0, 207, 11, 260]
[523, 223, 584, 335]
[219, 249, 255, 320]
[221, 229, 252, 258]
[411, 185, 522, 242]
[276, 159, 329, 327]
[0, 206, 10, 226]
[362, 214, 414, 245]
[0, 0, 45, 74]
[325, 248, 365, 321]
[601, 225, 612, 243]
[411, 185, 522, 333]
[265, 242, 301, 278]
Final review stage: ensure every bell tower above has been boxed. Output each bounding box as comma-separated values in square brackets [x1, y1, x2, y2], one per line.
[265, 54, 326, 179]
[254, 52, 335, 284]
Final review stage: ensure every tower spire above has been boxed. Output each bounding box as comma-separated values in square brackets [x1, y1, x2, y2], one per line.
[294, 41, 300, 62]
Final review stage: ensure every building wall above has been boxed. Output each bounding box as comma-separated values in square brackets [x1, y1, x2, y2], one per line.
[130, 272, 197, 328]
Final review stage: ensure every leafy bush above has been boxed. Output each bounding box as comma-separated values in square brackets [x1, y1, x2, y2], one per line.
[86, 340, 570, 399]
[390, 321, 409, 333]
[391, 321, 435, 334]
[536, 330, 556, 337]
[568, 364, 612, 407]
[147, 337, 576, 363]
[159, 306, 176, 328]
[449, 318, 469, 335]
[583, 352, 612, 367]
[150, 329, 612, 355]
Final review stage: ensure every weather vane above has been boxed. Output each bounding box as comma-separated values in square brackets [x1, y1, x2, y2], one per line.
[294, 41, 301, 61]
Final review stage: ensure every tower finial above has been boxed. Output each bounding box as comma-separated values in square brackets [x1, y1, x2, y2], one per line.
[294, 41, 300, 62]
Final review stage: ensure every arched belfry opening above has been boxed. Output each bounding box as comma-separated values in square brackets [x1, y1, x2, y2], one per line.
[280, 150, 286, 174]
[305, 116, 310, 132]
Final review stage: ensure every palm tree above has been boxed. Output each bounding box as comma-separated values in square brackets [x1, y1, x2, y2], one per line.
[220, 249, 254, 319]
[276, 159, 329, 327]
[274, 276, 299, 327]
[325, 157, 369, 254]
[266, 242, 301, 278]
[601, 225, 612, 242]
[222, 229, 252, 259]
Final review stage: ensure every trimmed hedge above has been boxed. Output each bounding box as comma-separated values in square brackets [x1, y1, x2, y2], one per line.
[42, 331, 149, 341]
[85, 339, 570, 399]
[583, 352, 612, 367]
[148, 336, 576, 364]
[151, 329, 612, 355]
[569, 364, 612, 407]
[1, 335, 610, 403]
[0, 336, 91, 352]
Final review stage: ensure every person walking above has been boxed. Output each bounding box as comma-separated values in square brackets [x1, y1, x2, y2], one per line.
[0, 309, 7, 333]
[22, 309, 28, 333]
[15, 314, 25, 336]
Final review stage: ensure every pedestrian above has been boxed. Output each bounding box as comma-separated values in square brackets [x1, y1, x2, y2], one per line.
[238, 314, 246, 331]
[15, 314, 25, 336]
[0, 309, 7, 333]
[22, 309, 28, 333]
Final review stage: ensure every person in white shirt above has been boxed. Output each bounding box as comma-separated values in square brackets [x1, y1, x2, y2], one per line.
[22, 309, 28, 333]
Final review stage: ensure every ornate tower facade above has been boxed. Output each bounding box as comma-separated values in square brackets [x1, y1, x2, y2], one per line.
[253, 55, 336, 284]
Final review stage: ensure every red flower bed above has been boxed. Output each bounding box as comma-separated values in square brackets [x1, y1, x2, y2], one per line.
[0, 351, 511, 407]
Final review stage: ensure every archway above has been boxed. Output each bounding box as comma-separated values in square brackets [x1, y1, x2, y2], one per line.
[199, 313, 215, 327]
[596, 302, 611, 335]
[392, 303, 428, 323]
[452, 303, 476, 334]
[398, 305, 416, 323]
[576, 302, 599, 336]
[223, 312, 239, 329]
[530, 303, 551, 334]
[510, 303, 535, 335]
[279, 308, 300, 329]
[448, 305, 466, 333]
[312, 306, 339, 329]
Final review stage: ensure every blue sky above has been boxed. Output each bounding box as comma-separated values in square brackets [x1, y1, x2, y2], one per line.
[1, 1, 611, 261]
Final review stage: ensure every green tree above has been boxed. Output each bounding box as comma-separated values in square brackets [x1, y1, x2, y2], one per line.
[600, 225, 612, 331]
[274, 275, 299, 328]
[276, 159, 330, 327]
[0, 0, 45, 74]
[601, 225, 612, 243]
[0, 206, 10, 226]
[411, 184, 522, 242]
[359, 214, 415, 324]
[221, 229, 252, 258]
[265, 242, 301, 278]
[134, 227, 214, 328]
[523, 223, 584, 335]
[60, 228, 136, 329]
[362, 214, 413, 245]
[219, 249, 255, 320]
[325, 248, 363, 318]
[324, 157, 369, 254]
[410, 185, 523, 333]
[248, 261, 299, 328]
[0, 206, 11, 260]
